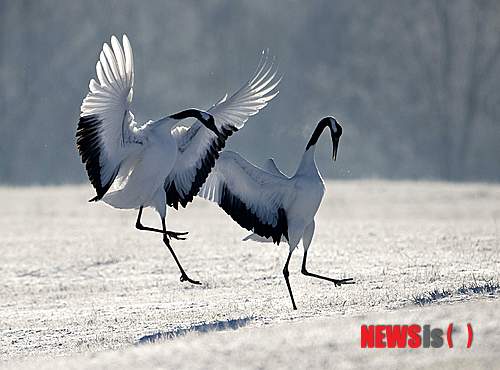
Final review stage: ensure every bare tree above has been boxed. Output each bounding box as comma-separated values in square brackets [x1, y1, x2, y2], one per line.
[405, 0, 500, 179]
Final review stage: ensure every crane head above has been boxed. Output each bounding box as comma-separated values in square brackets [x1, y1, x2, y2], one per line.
[327, 117, 342, 161]
[198, 111, 221, 138]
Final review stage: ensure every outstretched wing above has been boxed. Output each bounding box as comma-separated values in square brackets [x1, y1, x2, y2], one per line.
[165, 51, 281, 209]
[199, 151, 292, 244]
[76, 34, 145, 201]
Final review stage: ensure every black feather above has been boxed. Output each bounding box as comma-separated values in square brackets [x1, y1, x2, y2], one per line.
[76, 114, 117, 201]
[165, 124, 237, 209]
[218, 183, 288, 245]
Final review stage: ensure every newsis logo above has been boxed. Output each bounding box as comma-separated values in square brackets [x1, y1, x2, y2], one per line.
[360, 323, 473, 349]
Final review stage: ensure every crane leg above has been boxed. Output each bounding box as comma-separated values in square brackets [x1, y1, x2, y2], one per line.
[161, 217, 201, 285]
[301, 250, 355, 286]
[283, 250, 297, 310]
[135, 207, 188, 240]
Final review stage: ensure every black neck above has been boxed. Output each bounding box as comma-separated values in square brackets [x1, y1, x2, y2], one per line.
[169, 108, 201, 121]
[305, 118, 330, 151]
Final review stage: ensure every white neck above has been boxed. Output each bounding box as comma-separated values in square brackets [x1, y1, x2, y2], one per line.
[294, 146, 319, 177]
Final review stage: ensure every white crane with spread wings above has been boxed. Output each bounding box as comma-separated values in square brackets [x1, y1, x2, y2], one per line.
[76, 35, 280, 285]
[199, 117, 354, 308]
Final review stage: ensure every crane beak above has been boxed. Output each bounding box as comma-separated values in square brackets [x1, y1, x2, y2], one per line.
[328, 118, 342, 161]
[332, 137, 339, 161]
[329, 123, 340, 161]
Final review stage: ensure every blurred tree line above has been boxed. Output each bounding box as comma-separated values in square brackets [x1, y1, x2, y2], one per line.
[0, 0, 499, 184]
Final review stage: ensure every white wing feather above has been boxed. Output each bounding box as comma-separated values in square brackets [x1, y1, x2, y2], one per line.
[165, 52, 281, 209]
[208, 50, 281, 131]
[199, 151, 293, 243]
[77, 35, 145, 200]
[262, 158, 288, 179]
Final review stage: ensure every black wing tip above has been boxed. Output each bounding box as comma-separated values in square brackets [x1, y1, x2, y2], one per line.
[165, 124, 238, 209]
[219, 183, 288, 245]
[76, 114, 116, 200]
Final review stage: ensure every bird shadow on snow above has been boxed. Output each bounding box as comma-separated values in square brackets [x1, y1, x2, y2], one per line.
[136, 317, 254, 345]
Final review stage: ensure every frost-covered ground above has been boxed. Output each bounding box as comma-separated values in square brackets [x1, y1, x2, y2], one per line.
[1, 181, 499, 368]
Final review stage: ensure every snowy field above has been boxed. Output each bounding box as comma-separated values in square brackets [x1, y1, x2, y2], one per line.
[1, 181, 499, 368]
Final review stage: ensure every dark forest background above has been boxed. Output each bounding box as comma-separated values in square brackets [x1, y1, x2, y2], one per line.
[1, 0, 500, 184]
